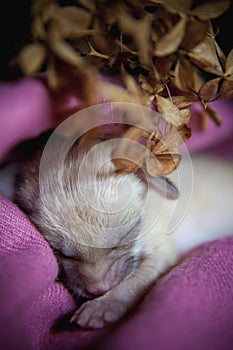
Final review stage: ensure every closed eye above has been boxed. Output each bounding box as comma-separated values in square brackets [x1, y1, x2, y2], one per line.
[53, 249, 77, 261]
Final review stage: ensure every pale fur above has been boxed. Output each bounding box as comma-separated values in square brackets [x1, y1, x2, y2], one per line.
[37, 141, 146, 249]
[1, 139, 233, 329]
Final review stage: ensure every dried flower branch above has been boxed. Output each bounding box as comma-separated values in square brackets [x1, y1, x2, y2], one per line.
[16, 0, 233, 177]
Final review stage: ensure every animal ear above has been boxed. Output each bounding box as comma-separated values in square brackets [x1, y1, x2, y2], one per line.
[147, 175, 179, 200]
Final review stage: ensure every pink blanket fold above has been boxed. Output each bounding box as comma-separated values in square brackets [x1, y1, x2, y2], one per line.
[1, 195, 233, 350]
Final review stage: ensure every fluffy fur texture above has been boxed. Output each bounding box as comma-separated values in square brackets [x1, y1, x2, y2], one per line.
[14, 134, 233, 329]
[15, 136, 178, 328]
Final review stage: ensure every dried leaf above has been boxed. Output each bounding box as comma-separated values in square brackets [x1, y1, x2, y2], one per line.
[173, 56, 195, 92]
[76, 0, 96, 12]
[214, 40, 226, 68]
[187, 27, 223, 75]
[124, 125, 151, 141]
[47, 57, 59, 90]
[31, 1, 57, 39]
[196, 109, 210, 131]
[152, 125, 192, 152]
[123, 74, 153, 107]
[192, 66, 206, 92]
[191, 0, 231, 20]
[16, 0, 233, 160]
[18, 43, 47, 75]
[98, 80, 138, 104]
[53, 6, 93, 38]
[139, 73, 165, 99]
[145, 156, 163, 177]
[153, 57, 174, 80]
[138, 74, 154, 94]
[205, 105, 222, 126]
[181, 18, 209, 51]
[156, 95, 185, 127]
[180, 108, 192, 125]
[155, 151, 181, 175]
[111, 127, 149, 173]
[225, 48, 233, 77]
[116, 11, 152, 65]
[154, 15, 187, 57]
[157, 0, 192, 14]
[48, 23, 85, 68]
[146, 150, 181, 176]
[217, 78, 233, 100]
[112, 157, 141, 174]
[198, 77, 221, 101]
[171, 96, 197, 108]
[32, 15, 47, 40]
[93, 18, 111, 54]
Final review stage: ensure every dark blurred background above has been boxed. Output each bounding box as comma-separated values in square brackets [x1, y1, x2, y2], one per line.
[0, 0, 232, 80]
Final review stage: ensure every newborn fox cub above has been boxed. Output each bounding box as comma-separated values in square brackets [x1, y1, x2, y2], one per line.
[14, 131, 233, 329]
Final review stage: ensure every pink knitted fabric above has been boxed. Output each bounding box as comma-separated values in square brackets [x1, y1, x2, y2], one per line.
[1, 195, 233, 350]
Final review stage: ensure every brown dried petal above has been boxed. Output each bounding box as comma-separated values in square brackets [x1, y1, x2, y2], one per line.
[123, 126, 150, 142]
[198, 77, 221, 101]
[146, 151, 181, 176]
[187, 31, 223, 75]
[111, 125, 154, 173]
[40, 3, 60, 26]
[124, 74, 143, 98]
[76, 0, 96, 12]
[198, 110, 210, 131]
[180, 108, 192, 125]
[171, 96, 197, 108]
[53, 6, 92, 38]
[116, 11, 152, 65]
[47, 57, 60, 90]
[111, 129, 148, 173]
[214, 40, 226, 68]
[154, 15, 187, 57]
[191, 0, 231, 20]
[156, 95, 185, 127]
[31, 0, 55, 17]
[93, 18, 111, 54]
[192, 66, 206, 92]
[112, 158, 141, 174]
[156, 152, 181, 175]
[152, 125, 191, 152]
[181, 18, 209, 51]
[138, 74, 154, 94]
[225, 48, 233, 76]
[145, 156, 163, 177]
[217, 78, 233, 100]
[53, 38, 84, 67]
[32, 16, 47, 40]
[156, 0, 192, 14]
[173, 57, 195, 92]
[18, 43, 47, 75]
[123, 74, 153, 107]
[205, 105, 222, 126]
[48, 23, 84, 68]
[153, 57, 174, 80]
[98, 80, 138, 104]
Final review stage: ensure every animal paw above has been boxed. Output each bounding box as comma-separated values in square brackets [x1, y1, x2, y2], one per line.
[70, 296, 128, 329]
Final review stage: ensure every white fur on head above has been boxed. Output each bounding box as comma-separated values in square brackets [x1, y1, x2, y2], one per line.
[38, 140, 146, 250]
